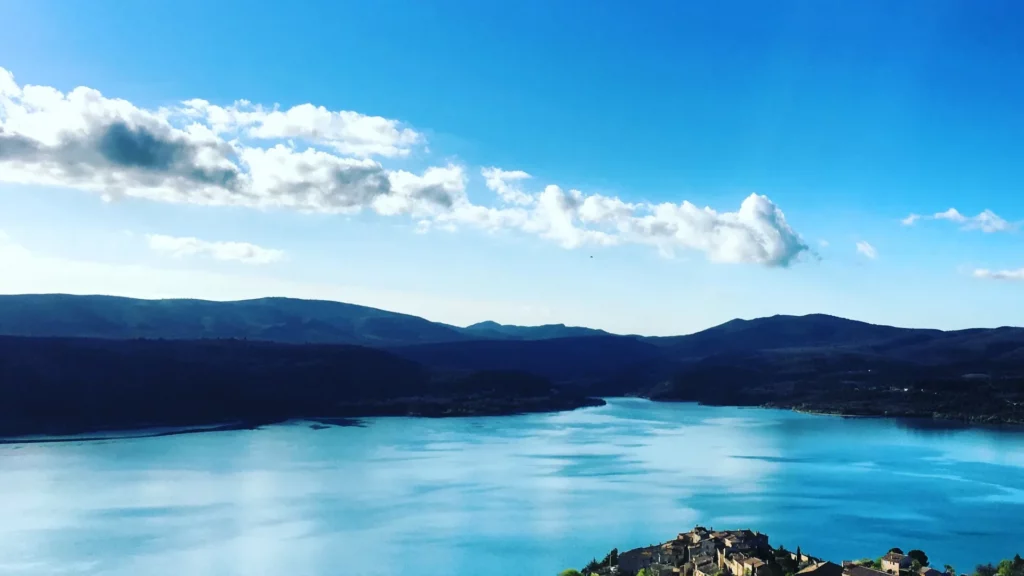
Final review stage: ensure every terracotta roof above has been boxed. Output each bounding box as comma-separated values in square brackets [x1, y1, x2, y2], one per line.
[845, 565, 891, 576]
[797, 562, 845, 576]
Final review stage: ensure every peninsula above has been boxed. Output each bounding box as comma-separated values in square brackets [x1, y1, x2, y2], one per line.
[563, 527, 1022, 576]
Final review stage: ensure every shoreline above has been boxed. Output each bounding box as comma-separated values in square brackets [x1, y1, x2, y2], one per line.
[0, 397, 606, 445]
[767, 404, 1024, 429]
[5, 395, 1022, 446]
[0, 421, 257, 445]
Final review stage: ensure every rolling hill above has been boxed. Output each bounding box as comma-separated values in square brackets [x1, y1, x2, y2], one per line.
[2, 293, 1023, 430]
[459, 321, 614, 340]
[0, 336, 602, 436]
[0, 294, 470, 347]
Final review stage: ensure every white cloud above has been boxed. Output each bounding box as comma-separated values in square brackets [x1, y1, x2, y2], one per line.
[818, 239, 829, 248]
[145, 234, 285, 265]
[856, 241, 877, 259]
[0, 67, 461, 215]
[0, 67, 811, 268]
[901, 208, 1013, 233]
[481, 167, 534, 206]
[442, 182, 808, 265]
[973, 268, 1024, 281]
[178, 99, 422, 158]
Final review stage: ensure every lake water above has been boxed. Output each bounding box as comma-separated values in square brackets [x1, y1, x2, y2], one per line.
[2, 398, 1024, 576]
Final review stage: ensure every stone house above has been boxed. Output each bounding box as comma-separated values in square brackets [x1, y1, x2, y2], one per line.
[882, 553, 913, 574]
[693, 555, 718, 576]
[663, 539, 690, 565]
[722, 553, 766, 576]
[619, 547, 660, 575]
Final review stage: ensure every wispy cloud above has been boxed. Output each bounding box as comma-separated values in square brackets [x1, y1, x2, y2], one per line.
[0, 66, 811, 268]
[145, 234, 285, 265]
[481, 167, 534, 206]
[855, 241, 877, 259]
[973, 268, 1024, 281]
[901, 208, 1014, 233]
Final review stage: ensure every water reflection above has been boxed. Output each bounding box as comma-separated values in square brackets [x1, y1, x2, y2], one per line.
[0, 399, 1022, 576]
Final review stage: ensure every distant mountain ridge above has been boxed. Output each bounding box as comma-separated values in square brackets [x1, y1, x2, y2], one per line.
[646, 313, 937, 357]
[3, 293, 1024, 432]
[460, 320, 613, 340]
[0, 294, 1017, 353]
[0, 294, 470, 347]
[0, 293, 961, 345]
[0, 294, 622, 347]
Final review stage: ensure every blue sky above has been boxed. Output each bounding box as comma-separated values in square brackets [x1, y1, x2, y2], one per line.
[2, 0, 1024, 335]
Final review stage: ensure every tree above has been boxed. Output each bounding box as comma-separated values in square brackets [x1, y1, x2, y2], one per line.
[944, 565, 956, 575]
[908, 550, 930, 567]
[891, 549, 906, 555]
[975, 564, 997, 576]
[610, 548, 619, 567]
[558, 570, 583, 576]
[797, 547, 803, 564]
[764, 556, 786, 576]
[913, 560, 923, 572]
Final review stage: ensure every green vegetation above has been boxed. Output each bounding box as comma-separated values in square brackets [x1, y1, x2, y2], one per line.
[908, 550, 930, 567]
[973, 555, 1024, 576]
[558, 570, 583, 576]
[599, 548, 618, 568]
[774, 545, 798, 575]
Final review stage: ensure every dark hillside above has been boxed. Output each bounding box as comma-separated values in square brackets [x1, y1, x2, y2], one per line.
[391, 336, 664, 383]
[0, 294, 469, 346]
[649, 314, 934, 358]
[0, 336, 601, 436]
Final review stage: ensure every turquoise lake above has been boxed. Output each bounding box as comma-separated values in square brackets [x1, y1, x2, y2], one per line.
[2, 398, 1023, 576]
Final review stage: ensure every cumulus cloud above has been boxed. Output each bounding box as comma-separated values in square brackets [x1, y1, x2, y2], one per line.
[441, 183, 808, 265]
[0, 67, 447, 213]
[901, 208, 1014, 232]
[856, 241, 877, 259]
[0, 67, 812, 268]
[973, 268, 1024, 281]
[146, 234, 285, 264]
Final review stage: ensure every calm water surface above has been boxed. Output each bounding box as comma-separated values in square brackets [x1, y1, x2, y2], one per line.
[2, 399, 1024, 576]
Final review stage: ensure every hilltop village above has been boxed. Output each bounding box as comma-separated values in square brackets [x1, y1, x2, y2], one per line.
[565, 527, 958, 576]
